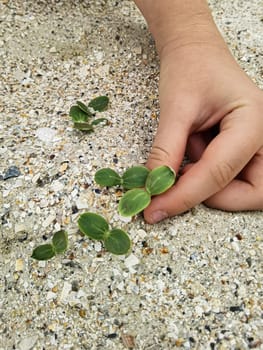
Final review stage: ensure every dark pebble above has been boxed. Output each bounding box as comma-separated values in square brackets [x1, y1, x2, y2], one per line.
[246, 257, 252, 267]
[71, 280, 79, 292]
[229, 305, 243, 312]
[106, 333, 118, 339]
[166, 267, 172, 274]
[71, 205, 78, 214]
[3, 166, 21, 180]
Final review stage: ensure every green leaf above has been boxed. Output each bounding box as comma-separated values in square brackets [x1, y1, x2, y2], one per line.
[31, 244, 55, 261]
[95, 168, 122, 187]
[69, 105, 89, 122]
[91, 118, 108, 126]
[88, 96, 109, 112]
[78, 212, 109, 240]
[122, 165, 150, 189]
[52, 230, 68, 254]
[118, 188, 151, 217]
[145, 165, 176, 196]
[104, 229, 131, 255]
[76, 101, 92, 117]
[73, 122, 94, 132]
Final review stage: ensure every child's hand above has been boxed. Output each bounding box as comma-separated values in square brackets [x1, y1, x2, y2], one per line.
[144, 39, 263, 223]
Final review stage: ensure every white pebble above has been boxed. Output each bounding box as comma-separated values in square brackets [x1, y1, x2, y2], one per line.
[49, 46, 57, 53]
[50, 180, 64, 192]
[35, 128, 59, 143]
[42, 214, 56, 228]
[18, 336, 38, 350]
[46, 291, 57, 300]
[15, 223, 27, 234]
[137, 229, 147, 239]
[124, 254, 140, 269]
[59, 281, 72, 304]
[94, 242, 102, 252]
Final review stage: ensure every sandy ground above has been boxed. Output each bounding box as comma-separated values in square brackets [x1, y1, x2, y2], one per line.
[0, 1, 262, 349]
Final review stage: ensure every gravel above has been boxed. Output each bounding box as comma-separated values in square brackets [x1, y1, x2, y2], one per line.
[0, 1, 262, 349]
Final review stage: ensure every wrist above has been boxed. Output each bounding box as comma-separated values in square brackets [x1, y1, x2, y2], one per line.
[134, 0, 224, 57]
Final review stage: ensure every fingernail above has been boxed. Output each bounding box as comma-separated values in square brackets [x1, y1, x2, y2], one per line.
[149, 210, 168, 224]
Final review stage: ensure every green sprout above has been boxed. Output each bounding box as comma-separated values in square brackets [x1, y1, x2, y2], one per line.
[69, 96, 109, 132]
[78, 212, 131, 255]
[118, 165, 176, 217]
[31, 230, 68, 261]
[95, 165, 150, 189]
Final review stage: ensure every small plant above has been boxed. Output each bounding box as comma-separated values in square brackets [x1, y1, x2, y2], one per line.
[31, 230, 68, 260]
[118, 165, 176, 217]
[95, 165, 150, 189]
[69, 96, 109, 132]
[78, 212, 131, 255]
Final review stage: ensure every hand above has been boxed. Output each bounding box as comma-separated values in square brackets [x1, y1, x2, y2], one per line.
[144, 37, 263, 223]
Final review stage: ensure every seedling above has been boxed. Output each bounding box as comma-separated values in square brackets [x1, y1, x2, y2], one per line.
[78, 212, 131, 255]
[31, 230, 68, 260]
[119, 165, 176, 217]
[69, 96, 109, 132]
[95, 165, 150, 189]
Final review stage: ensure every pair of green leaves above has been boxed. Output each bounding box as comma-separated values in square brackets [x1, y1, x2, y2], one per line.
[31, 230, 68, 261]
[69, 96, 109, 132]
[119, 166, 176, 217]
[95, 165, 176, 217]
[78, 212, 131, 255]
[95, 165, 150, 189]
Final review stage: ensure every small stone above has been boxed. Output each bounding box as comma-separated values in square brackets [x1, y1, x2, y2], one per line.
[46, 291, 57, 300]
[50, 180, 64, 192]
[38, 261, 46, 268]
[49, 46, 57, 53]
[95, 64, 110, 76]
[42, 214, 56, 228]
[121, 334, 135, 349]
[75, 197, 89, 210]
[59, 162, 68, 173]
[15, 223, 27, 234]
[18, 335, 38, 350]
[124, 254, 139, 269]
[137, 229, 147, 240]
[79, 309, 86, 318]
[35, 128, 59, 143]
[2, 166, 21, 180]
[133, 46, 142, 55]
[59, 281, 72, 304]
[94, 242, 102, 252]
[15, 258, 24, 272]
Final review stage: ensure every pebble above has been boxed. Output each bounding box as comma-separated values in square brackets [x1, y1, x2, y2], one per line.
[49, 46, 57, 53]
[18, 336, 38, 350]
[133, 46, 142, 55]
[15, 258, 24, 272]
[2, 166, 21, 180]
[42, 214, 56, 228]
[14, 223, 28, 234]
[124, 254, 140, 269]
[35, 128, 59, 143]
[59, 282, 72, 304]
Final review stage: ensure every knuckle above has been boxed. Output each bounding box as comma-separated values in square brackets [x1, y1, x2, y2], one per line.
[209, 161, 235, 190]
[181, 197, 196, 212]
[149, 146, 172, 165]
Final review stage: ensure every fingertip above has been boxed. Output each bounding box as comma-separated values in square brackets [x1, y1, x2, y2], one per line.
[143, 208, 168, 224]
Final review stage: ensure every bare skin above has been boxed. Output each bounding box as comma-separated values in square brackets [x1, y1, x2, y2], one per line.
[133, 0, 263, 223]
